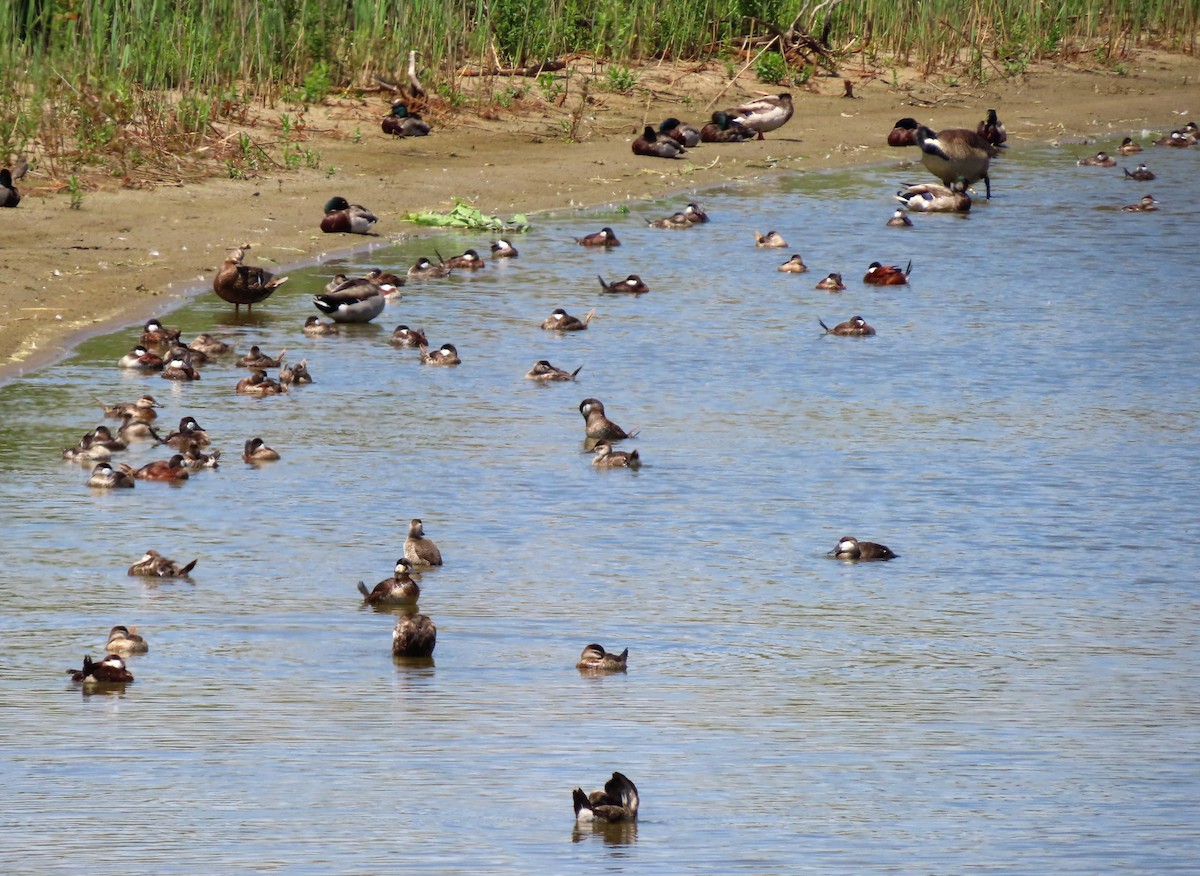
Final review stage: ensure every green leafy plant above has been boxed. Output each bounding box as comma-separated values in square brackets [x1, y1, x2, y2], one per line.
[755, 51, 787, 85]
[405, 199, 530, 232]
[605, 66, 638, 92]
[67, 175, 83, 210]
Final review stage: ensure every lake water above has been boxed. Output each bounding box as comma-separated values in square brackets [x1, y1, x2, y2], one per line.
[1, 140, 1198, 874]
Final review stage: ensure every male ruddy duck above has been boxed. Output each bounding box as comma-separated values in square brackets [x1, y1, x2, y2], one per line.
[863, 260, 912, 286]
[95, 394, 159, 421]
[407, 257, 453, 279]
[597, 274, 649, 295]
[1123, 163, 1155, 181]
[164, 416, 211, 449]
[573, 772, 639, 823]
[118, 345, 163, 371]
[1122, 194, 1159, 212]
[358, 558, 420, 606]
[67, 654, 133, 685]
[106, 625, 149, 654]
[392, 612, 437, 657]
[419, 343, 460, 366]
[404, 518, 443, 567]
[579, 398, 636, 441]
[815, 272, 846, 292]
[236, 345, 286, 369]
[777, 254, 808, 273]
[490, 238, 519, 258]
[575, 227, 620, 247]
[576, 643, 629, 671]
[829, 536, 898, 561]
[632, 125, 686, 159]
[648, 203, 708, 229]
[181, 446, 221, 470]
[442, 248, 486, 270]
[212, 244, 289, 313]
[279, 359, 313, 385]
[243, 437, 281, 462]
[591, 441, 641, 469]
[725, 93, 793, 139]
[128, 455, 190, 482]
[320, 197, 378, 234]
[1154, 130, 1190, 147]
[140, 319, 182, 348]
[86, 462, 135, 488]
[526, 360, 582, 381]
[128, 549, 197, 577]
[389, 325, 428, 348]
[303, 316, 340, 337]
[886, 208, 914, 227]
[1078, 151, 1117, 167]
[541, 307, 594, 331]
[160, 356, 201, 381]
[754, 230, 788, 248]
[819, 315, 876, 336]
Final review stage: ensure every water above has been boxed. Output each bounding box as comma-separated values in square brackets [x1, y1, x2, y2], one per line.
[1, 144, 1198, 873]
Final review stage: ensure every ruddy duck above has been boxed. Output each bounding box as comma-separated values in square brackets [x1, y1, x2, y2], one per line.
[164, 416, 210, 449]
[235, 370, 287, 396]
[86, 462, 135, 488]
[700, 110, 751, 142]
[815, 272, 846, 292]
[279, 359, 313, 385]
[597, 274, 649, 295]
[575, 227, 620, 247]
[63, 436, 111, 463]
[863, 260, 912, 286]
[1118, 137, 1143, 155]
[887, 118, 999, 198]
[419, 343, 460, 366]
[213, 244, 289, 313]
[490, 238, 519, 258]
[829, 536, 897, 561]
[526, 360, 582, 381]
[1122, 194, 1159, 212]
[140, 319, 182, 348]
[243, 437, 281, 462]
[404, 518, 443, 567]
[160, 356, 201, 381]
[382, 100, 431, 137]
[181, 446, 221, 470]
[320, 197, 378, 234]
[128, 549, 197, 577]
[541, 307, 593, 331]
[579, 398, 635, 441]
[392, 612, 437, 657]
[188, 333, 233, 356]
[576, 643, 629, 671]
[1123, 163, 1155, 181]
[1078, 151, 1117, 167]
[573, 772, 639, 823]
[591, 441, 641, 469]
[236, 345, 286, 369]
[95, 394, 159, 421]
[648, 203, 708, 229]
[895, 179, 971, 213]
[725, 93, 793, 139]
[118, 345, 163, 371]
[632, 125, 686, 159]
[658, 117, 701, 148]
[777, 254, 808, 273]
[130, 455, 190, 482]
[302, 316, 339, 337]
[118, 412, 163, 443]
[976, 108, 1007, 147]
[442, 248, 486, 270]
[407, 257, 453, 279]
[754, 230, 788, 248]
[388, 325, 427, 349]
[1154, 130, 1190, 147]
[67, 654, 133, 685]
[819, 315, 876, 337]
[886, 208, 914, 227]
[106, 625, 149, 654]
[358, 558, 420, 606]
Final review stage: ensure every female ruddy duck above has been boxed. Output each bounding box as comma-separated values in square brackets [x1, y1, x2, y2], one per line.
[725, 93, 794, 139]
[106, 625, 149, 654]
[95, 394, 159, 421]
[575, 227, 620, 247]
[118, 412, 163, 443]
[632, 125, 685, 159]
[975, 108, 1007, 147]
[1078, 151, 1116, 167]
[235, 370, 287, 395]
[1122, 194, 1159, 212]
[863, 260, 912, 286]
[86, 462, 135, 488]
[408, 257, 453, 279]
[320, 196, 378, 234]
[128, 455, 190, 482]
[816, 272, 846, 292]
[279, 359, 313, 385]
[819, 315, 876, 337]
[896, 179, 971, 214]
[1123, 163, 1155, 181]
[392, 612, 437, 657]
[658, 117, 701, 148]
[576, 643, 629, 671]
[236, 345, 286, 369]
[212, 244, 289, 314]
[404, 518, 443, 567]
[700, 110, 750, 142]
[389, 325, 428, 348]
[777, 254, 808, 273]
[164, 416, 210, 449]
[243, 437, 281, 462]
[1118, 137, 1143, 155]
[181, 446, 221, 469]
[419, 343, 460, 366]
[573, 772, 639, 823]
[591, 441, 641, 469]
[382, 100, 431, 137]
[490, 238, 519, 258]
[526, 360, 582, 381]
[541, 307, 594, 331]
[754, 230, 788, 248]
[188, 333, 233, 356]
[886, 208, 914, 227]
[648, 203, 708, 229]
[358, 558, 420, 606]
[67, 654, 133, 685]
[118, 345, 163, 371]
[160, 356, 201, 381]
[128, 549, 197, 577]
[597, 274, 649, 295]
[303, 316, 339, 337]
[67, 425, 126, 458]
[579, 398, 636, 441]
[140, 319, 182, 348]
[829, 536, 897, 561]
[442, 248, 486, 270]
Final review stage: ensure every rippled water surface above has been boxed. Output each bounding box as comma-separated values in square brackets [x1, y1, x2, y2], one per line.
[2, 142, 1198, 873]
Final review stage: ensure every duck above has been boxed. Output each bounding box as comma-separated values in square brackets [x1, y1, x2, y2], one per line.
[863, 260, 912, 286]
[117, 412, 163, 443]
[886, 208, 914, 227]
[212, 244, 289, 313]
[819, 315, 876, 337]
[754, 230, 788, 248]
[279, 359, 313, 385]
[657, 117, 701, 148]
[632, 125, 686, 159]
[389, 325, 428, 348]
[887, 118, 999, 198]
[1123, 163, 1155, 181]
[815, 272, 846, 292]
[62, 436, 111, 463]
[76, 425, 126, 453]
[441, 248, 486, 270]
[591, 441, 641, 469]
[777, 254, 808, 273]
[1122, 194, 1159, 212]
[128, 455, 190, 482]
[311, 279, 387, 324]
[1078, 151, 1117, 167]
[382, 101, 431, 137]
[419, 343, 460, 366]
[541, 307, 593, 331]
[303, 316, 339, 337]
[829, 535, 897, 561]
[725, 93, 793, 139]
[407, 257, 453, 279]
[243, 437, 281, 462]
[235, 369, 287, 396]
[1118, 136, 1143, 155]
[95, 394, 160, 421]
[358, 558, 420, 607]
[404, 518, 443, 567]
[573, 772, 639, 823]
[1154, 130, 1190, 147]
[163, 416, 210, 450]
[163, 343, 209, 369]
[526, 360, 582, 381]
[117, 345, 164, 371]
[236, 345, 287, 369]
[320, 196, 378, 234]
[648, 203, 708, 228]
[579, 398, 635, 441]
[392, 612, 437, 658]
[140, 319, 182, 348]
[0, 167, 20, 207]
[490, 239, 519, 258]
[106, 625, 149, 655]
[975, 108, 1007, 147]
[67, 654, 133, 685]
[1184, 121, 1200, 143]
[180, 446, 221, 470]
[597, 274, 649, 295]
[86, 462, 136, 488]
[576, 643, 629, 671]
[575, 227, 620, 247]
[127, 549, 197, 577]
[160, 355, 201, 382]
[188, 333, 233, 356]
[895, 179, 971, 213]
[699, 110, 751, 142]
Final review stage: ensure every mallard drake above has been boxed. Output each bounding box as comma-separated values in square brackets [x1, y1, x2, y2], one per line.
[213, 244, 289, 313]
[1122, 194, 1159, 212]
[160, 356, 201, 381]
[490, 239, 519, 258]
[777, 254, 808, 273]
[408, 257, 453, 279]
[164, 416, 210, 450]
[575, 227, 620, 247]
[541, 307, 593, 331]
[279, 359, 312, 385]
[573, 772, 639, 823]
[1123, 163, 1155, 181]
[754, 230, 788, 248]
[392, 612, 437, 658]
[863, 260, 912, 286]
[819, 315, 876, 337]
[389, 325, 428, 348]
[235, 369, 287, 396]
[128, 549, 197, 577]
[725, 93, 793, 139]
[303, 316, 339, 337]
[320, 196, 378, 234]
[597, 274, 649, 295]
[591, 441, 641, 469]
[888, 119, 999, 198]
[188, 333, 233, 356]
[658, 117, 701, 148]
[1078, 151, 1117, 167]
[106, 625, 149, 655]
[896, 179, 971, 213]
[442, 248, 486, 270]
[311, 278, 387, 324]
[700, 110, 751, 142]
[243, 437, 281, 462]
[127, 455, 190, 482]
[829, 536, 897, 561]
[117, 345, 163, 371]
[976, 108, 1007, 147]
[358, 558, 420, 607]
[815, 272, 846, 292]
[95, 394, 159, 421]
[404, 518, 443, 567]
[632, 125, 685, 159]
[579, 398, 635, 441]
[0, 167, 20, 207]
[576, 643, 629, 671]
[886, 209, 914, 228]
[526, 360, 582, 381]
[67, 654, 133, 685]
[140, 319, 182, 348]
[1118, 137, 1143, 155]
[418, 343, 460, 366]
[382, 101, 431, 137]
[86, 462, 136, 489]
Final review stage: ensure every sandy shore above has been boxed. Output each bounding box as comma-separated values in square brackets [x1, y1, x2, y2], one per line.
[2, 51, 1196, 383]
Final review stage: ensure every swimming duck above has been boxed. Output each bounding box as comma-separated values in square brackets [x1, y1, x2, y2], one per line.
[106, 625, 149, 655]
[1078, 151, 1117, 167]
[163, 343, 209, 369]
[188, 333, 233, 356]
[526, 360, 582, 381]
[86, 462, 136, 488]
[407, 257, 453, 279]
[140, 319, 182, 348]
[382, 101, 431, 137]
[541, 307, 593, 331]
[235, 369, 287, 396]
[236, 345, 286, 369]
[279, 359, 313, 385]
[575, 227, 620, 247]
[312, 280, 387, 324]
[863, 260, 912, 285]
[829, 535, 897, 561]
[419, 343, 460, 366]
[700, 110, 751, 142]
[212, 244, 289, 313]
[819, 315, 876, 337]
[658, 117, 701, 148]
[117, 412, 163, 443]
[404, 518, 443, 567]
[591, 441, 641, 469]
[243, 437, 281, 462]
[886, 209, 914, 228]
[128, 455, 190, 482]
[895, 179, 971, 213]
[975, 108, 1007, 147]
[320, 196, 378, 234]
[777, 254, 808, 273]
[95, 394, 159, 421]
[754, 230, 788, 248]
[303, 316, 340, 337]
[62, 436, 111, 463]
[597, 274, 649, 295]
[888, 118, 999, 198]
[490, 239, 519, 258]
[579, 398, 635, 441]
[117, 345, 164, 371]
[358, 558, 420, 607]
[67, 654, 133, 685]
[1118, 137, 1143, 155]
[815, 272, 846, 292]
[573, 772, 639, 823]
[389, 325, 428, 348]
[576, 643, 629, 671]
[392, 612, 437, 658]
[164, 416, 211, 449]
[1154, 130, 1190, 147]
[1123, 163, 1155, 181]
[160, 355, 201, 382]
[1184, 121, 1200, 143]
[72, 425, 126, 454]
[725, 93, 794, 139]
[127, 549, 197, 577]
[1122, 194, 1159, 212]
[180, 446, 221, 470]
[632, 125, 686, 159]
[648, 203, 708, 228]
[442, 248, 486, 270]
[0, 167, 20, 207]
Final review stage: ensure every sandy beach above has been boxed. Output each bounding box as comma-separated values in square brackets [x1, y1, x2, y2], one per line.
[2, 50, 1196, 382]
